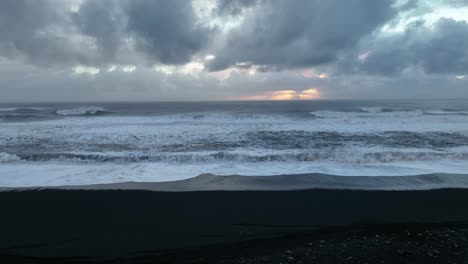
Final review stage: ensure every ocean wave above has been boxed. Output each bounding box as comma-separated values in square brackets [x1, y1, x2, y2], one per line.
[55, 106, 110, 116]
[359, 107, 385, 113]
[310, 108, 468, 118]
[423, 110, 468, 116]
[0, 114, 52, 122]
[0, 107, 47, 112]
[0, 108, 19, 112]
[11, 149, 468, 163]
[310, 110, 423, 118]
[0, 152, 21, 163]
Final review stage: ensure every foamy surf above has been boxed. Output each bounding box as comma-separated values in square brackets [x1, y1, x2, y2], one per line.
[1, 100, 468, 187]
[0, 152, 21, 163]
[1, 159, 468, 187]
[55, 106, 109, 116]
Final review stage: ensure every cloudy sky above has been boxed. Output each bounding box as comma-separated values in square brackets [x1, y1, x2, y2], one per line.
[1, 0, 468, 102]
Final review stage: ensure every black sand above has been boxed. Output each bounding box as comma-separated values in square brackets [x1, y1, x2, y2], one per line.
[1, 174, 468, 263]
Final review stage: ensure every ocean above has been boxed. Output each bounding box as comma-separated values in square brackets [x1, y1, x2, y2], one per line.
[1, 99, 468, 187]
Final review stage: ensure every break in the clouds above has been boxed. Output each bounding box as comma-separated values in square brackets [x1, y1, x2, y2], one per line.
[0, 0, 467, 102]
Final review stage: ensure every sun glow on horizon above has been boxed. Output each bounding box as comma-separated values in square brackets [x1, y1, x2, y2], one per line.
[299, 88, 320, 100]
[240, 88, 321, 101]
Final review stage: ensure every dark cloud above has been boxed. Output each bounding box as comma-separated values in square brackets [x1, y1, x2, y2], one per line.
[420, 19, 468, 74]
[73, 0, 125, 63]
[337, 18, 468, 75]
[207, 0, 397, 71]
[125, 0, 215, 65]
[0, 0, 91, 66]
[0, 0, 215, 66]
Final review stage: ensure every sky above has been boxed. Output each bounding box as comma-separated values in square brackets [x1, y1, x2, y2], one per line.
[0, 0, 468, 102]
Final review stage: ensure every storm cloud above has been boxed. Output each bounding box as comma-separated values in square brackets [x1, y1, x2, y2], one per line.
[0, 0, 92, 66]
[336, 18, 468, 75]
[0, 0, 214, 66]
[207, 0, 397, 71]
[126, 0, 215, 65]
[0, 0, 467, 102]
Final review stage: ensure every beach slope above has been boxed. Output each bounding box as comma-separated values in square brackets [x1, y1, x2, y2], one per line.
[1, 173, 468, 262]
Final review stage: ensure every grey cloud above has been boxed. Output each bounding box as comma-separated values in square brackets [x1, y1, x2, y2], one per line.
[322, 72, 468, 99]
[73, 0, 215, 66]
[337, 18, 468, 75]
[1, 0, 468, 103]
[125, 0, 215, 65]
[216, 0, 260, 16]
[1, 57, 467, 102]
[0, 0, 215, 66]
[445, 0, 468, 7]
[73, 0, 125, 63]
[420, 19, 468, 74]
[0, 62, 224, 102]
[0, 0, 91, 66]
[207, 0, 397, 71]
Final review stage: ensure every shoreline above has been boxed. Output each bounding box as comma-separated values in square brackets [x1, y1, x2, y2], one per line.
[2, 173, 468, 191]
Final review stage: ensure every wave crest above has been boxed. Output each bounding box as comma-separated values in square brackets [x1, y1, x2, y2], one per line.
[0, 152, 21, 163]
[13, 150, 468, 163]
[424, 110, 468, 116]
[360, 107, 384, 113]
[310, 108, 468, 118]
[56, 107, 109, 116]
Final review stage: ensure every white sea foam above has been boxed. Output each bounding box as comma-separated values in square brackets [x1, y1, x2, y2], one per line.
[8, 147, 467, 163]
[424, 110, 468, 115]
[56, 106, 106, 116]
[312, 109, 468, 118]
[1, 160, 468, 187]
[0, 152, 21, 163]
[360, 106, 384, 113]
[0, 108, 19, 112]
[0, 107, 46, 112]
[310, 109, 424, 118]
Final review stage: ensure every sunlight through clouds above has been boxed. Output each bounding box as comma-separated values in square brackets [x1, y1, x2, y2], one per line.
[241, 88, 321, 101]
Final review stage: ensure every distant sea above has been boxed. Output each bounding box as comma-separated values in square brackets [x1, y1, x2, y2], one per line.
[1, 99, 468, 187]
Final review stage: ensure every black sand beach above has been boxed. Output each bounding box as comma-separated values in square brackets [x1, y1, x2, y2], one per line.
[1, 174, 468, 263]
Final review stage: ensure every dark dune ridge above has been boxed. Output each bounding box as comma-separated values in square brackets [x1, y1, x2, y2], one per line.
[1, 173, 468, 263]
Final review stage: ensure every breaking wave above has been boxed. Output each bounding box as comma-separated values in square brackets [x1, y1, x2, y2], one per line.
[310, 110, 422, 118]
[0, 107, 47, 112]
[55, 106, 111, 116]
[310, 108, 468, 118]
[360, 107, 385, 113]
[424, 110, 468, 116]
[0, 152, 21, 163]
[55, 106, 106, 116]
[10, 149, 468, 163]
[0, 106, 113, 122]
